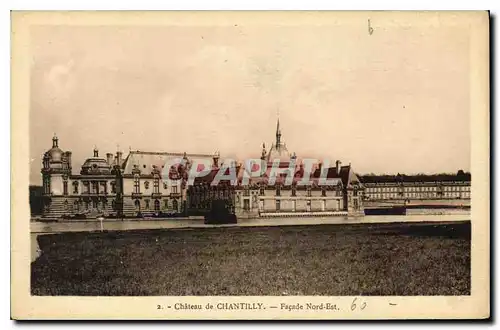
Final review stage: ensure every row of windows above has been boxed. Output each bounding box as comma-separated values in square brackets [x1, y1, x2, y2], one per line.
[259, 187, 346, 197]
[368, 192, 470, 199]
[367, 186, 470, 193]
[62, 180, 117, 195]
[60, 179, 178, 195]
[70, 198, 179, 212]
[134, 199, 178, 211]
[272, 199, 350, 211]
[133, 176, 176, 194]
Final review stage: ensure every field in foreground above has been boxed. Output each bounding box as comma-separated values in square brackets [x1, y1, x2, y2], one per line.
[32, 222, 470, 296]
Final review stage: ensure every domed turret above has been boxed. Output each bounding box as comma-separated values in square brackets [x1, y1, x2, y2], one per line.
[80, 147, 112, 175]
[42, 134, 70, 172]
[266, 118, 291, 163]
[47, 134, 63, 163]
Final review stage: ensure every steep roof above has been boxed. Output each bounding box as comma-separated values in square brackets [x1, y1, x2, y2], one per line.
[360, 173, 471, 184]
[192, 163, 361, 188]
[121, 150, 214, 175]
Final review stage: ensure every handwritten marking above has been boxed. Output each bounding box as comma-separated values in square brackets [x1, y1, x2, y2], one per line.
[368, 19, 374, 35]
[351, 297, 367, 311]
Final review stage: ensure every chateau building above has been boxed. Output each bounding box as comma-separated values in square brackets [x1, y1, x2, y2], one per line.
[39, 119, 366, 219]
[40, 134, 213, 219]
[361, 173, 471, 201]
[187, 119, 366, 217]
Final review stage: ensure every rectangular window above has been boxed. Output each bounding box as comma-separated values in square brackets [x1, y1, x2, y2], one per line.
[91, 181, 98, 194]
[153, 178, 160, 193]
[260, 187, 265, 196]
[291, 188, 296, 197]
[63, 181, 68, 195]
[134, 177, 140, 194]
[172, 185, 178, 194]
[276, 200, 280, 211]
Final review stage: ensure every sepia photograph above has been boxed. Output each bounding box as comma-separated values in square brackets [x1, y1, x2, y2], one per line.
[11, 10, 489, 319]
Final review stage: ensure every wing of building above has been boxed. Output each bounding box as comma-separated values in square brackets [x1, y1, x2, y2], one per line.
[361, 172, 471, 202]
[186, 119, 365, 218]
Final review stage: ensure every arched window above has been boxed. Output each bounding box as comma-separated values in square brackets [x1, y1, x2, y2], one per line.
[154, 199, 160, 211]
[134, 199, 140, 210]
[172, 199, 178, 211]
[63, 180, 68, 195]
[72, 181, 79, 194]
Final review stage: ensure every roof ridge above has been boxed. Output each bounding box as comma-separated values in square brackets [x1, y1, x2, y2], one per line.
[129, 150, 214, 157]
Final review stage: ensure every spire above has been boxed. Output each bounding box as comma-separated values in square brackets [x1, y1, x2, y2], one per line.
[52, 133, 58, 148]
[276, 117, 281, 146]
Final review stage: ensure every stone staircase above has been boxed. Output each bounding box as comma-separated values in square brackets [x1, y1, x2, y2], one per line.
[42, 197, 69, 219]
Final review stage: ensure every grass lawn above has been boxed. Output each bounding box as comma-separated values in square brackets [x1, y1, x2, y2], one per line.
[31, 222, 470, 296]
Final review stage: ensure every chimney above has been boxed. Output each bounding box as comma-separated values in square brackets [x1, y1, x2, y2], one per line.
[116, 151, 123, 166]
[65, 151, 72, 170]
[336, 160, 342, 175]
[106, 153, 114, 166]
[213, 151, 220, 168]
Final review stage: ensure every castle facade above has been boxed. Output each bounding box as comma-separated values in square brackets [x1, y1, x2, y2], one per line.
[38, 120, 365, 219]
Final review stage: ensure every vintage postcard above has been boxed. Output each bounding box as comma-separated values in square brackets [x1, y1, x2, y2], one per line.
[11, 11, 489, 320]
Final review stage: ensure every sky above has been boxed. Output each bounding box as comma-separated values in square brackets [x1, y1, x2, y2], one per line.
[29, 19, 471, 185]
